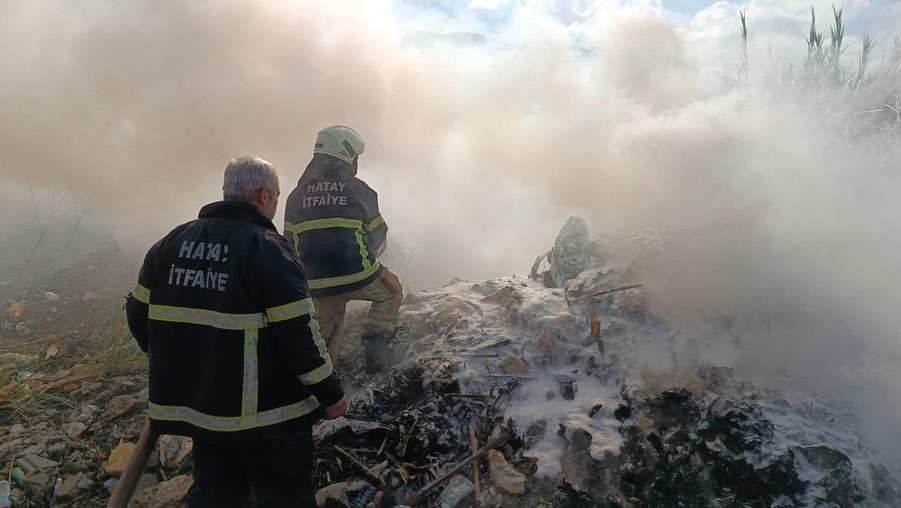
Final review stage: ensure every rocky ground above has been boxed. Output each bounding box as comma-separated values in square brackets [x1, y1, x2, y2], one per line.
[2, 219, 900, 507]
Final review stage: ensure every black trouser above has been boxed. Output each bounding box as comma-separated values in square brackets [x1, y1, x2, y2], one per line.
[187, 429, 315, 508]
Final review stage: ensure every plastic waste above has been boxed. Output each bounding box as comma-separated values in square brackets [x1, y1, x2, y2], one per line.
[0, 479, 12, 508]
[10, 468, 25, 487]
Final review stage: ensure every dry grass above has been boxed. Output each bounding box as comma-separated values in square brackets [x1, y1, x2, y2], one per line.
[0, 248, 144, 421]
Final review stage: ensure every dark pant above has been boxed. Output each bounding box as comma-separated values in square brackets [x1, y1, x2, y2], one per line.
[187, 430, 315, 508]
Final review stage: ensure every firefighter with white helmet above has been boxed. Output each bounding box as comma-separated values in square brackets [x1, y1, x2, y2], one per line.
[284, 126, 403, 374]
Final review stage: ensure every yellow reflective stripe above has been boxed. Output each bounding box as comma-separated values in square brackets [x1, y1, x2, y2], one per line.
[287, 217, 363, 233]
[133, 283, 151, 304]
[307, 261, 382, 290]
[241, 329, 259, 416]
[297, 318, 333, 385]
[299, 361, 333, 385]
[364, 215, 385, 232]
[355, 229, 372, 271]
[266, 298, 315, 323]
[149, 397, 320, 432]
[292, 231, 301, 255]
[149, 305, 267, 330]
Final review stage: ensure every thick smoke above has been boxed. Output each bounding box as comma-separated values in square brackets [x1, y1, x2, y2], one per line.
[2, 0, 899, 456]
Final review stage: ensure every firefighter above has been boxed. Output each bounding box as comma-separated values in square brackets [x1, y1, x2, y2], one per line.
[125, 156, 346, 507]
[284, 125, 403, 374]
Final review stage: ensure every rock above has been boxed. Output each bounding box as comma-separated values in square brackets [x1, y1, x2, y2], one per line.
[549, 217, 592, 287]
[62, 461, 89, 475]
[22, 471, 51, 494]
[104, 442, 136, 477]
[488, 450, 526, 495]
[55, 473, 92, 501]
[43, 291, 60, 301]
[44, 343, 59, 360]
[157, 435, 193, 468]
[21, 442, 47, 456]
[133, 474, 193, 507]
[437, 474, 474, 508]
[82, 291, 100, 300]
[45, 442, 66, 460]
[63, 422, 87, 439]
[562, 267, 618, 300]
[314, 479, 372, 507]
[8, 424, 25, 436]
[0, 439, 23, 456]
[498, 356, 529, 375]
[797, 446, 865, 505]
[16, 454, 59, 475]
[78, 381, 102, 394]
[75, 411, 94, 425]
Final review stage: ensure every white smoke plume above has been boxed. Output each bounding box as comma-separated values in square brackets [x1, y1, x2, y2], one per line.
[1, 0, 899, 456]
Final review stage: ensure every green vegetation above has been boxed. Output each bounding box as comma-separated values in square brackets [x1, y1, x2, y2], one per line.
[740, 5, 899, 164]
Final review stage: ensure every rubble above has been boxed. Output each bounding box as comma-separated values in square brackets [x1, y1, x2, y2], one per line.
[157, 434, 192, 469]
[104, 442, 137, 476]
[315, 479, 373, 507]
[436, 474, 473, 507]
[488, 450, 526, 494]
[54, 473, 93, 502]
[132, 474, 192, 507]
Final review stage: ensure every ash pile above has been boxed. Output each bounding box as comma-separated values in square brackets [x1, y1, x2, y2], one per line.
[315, 217, 900, 507]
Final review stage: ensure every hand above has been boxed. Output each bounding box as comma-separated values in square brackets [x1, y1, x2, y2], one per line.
[324, 396, 347, 420]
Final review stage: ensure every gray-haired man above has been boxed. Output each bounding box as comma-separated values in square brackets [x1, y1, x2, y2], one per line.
[126, 156, 346, 506]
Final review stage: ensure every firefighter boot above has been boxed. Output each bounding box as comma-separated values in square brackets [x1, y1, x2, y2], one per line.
[362, 333, 391, 374]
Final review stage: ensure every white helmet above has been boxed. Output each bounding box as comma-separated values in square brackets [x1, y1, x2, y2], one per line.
[314, 125, 365, 164]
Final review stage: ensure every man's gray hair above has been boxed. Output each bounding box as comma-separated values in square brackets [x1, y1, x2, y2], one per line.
[222, 155, 279, 202]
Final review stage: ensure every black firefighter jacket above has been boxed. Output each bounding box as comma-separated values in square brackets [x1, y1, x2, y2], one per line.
[283, 154, 388, 297]
[125, 201, 343, 443]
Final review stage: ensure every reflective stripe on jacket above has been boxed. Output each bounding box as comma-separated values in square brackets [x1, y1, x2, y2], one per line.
[284, 154, 388, 297]
[125, 201, 343, 443]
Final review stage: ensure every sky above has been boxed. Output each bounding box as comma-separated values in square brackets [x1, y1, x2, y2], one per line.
[1, 0, 900, 456]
